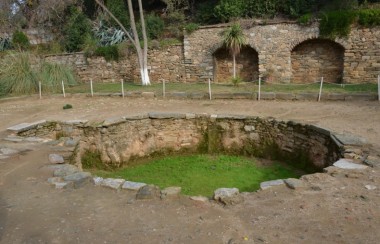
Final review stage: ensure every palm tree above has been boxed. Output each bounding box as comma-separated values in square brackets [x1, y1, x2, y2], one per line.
[223, 23, 246, 79]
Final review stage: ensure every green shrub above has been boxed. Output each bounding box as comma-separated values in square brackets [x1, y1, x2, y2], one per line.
[184, 23, 199, 34]
[230, 76, 243, 86]
[298, 13, 313, 25]
[357, 8, 380, 26]
[245, 0, 281, 18]
[195, 1, 219, 24]
[106, 0, 130, 28]
[281, 0, 316, 18]
[214, 0, 245, 23]
[12, 30, 30, 50]
[94, 45, 119, 61]
[0, 52, 38, 95]
[63, 6, 92, 52]
[319, 10, 357, 38]
[138, 14, 165, 40]
[40, 62, 77, 93]
[63, 104, 73, 110]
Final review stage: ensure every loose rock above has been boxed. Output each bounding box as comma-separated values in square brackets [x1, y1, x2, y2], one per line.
[136, 185, 160, 200]
[122, 181, 146, 191]
[161, 187, 181, 199]
[365, 185, 377, 190]
[333, 159, 368, 170]
[53, 164, 80, 177]
[284, 178, 306, 190]
[101, 178, 125, 190]
[213, 188, 243, 205]
[190, 196, 209, 202]
[260, 179, 285, 190]
[93, 177, 104, 186]
[49, 154, 65, 164]
[63, 172, 92, 188]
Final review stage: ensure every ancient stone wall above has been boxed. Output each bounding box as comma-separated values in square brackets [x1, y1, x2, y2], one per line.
[16, 114, 342, 171]
[44, 45, 185, 83]
[291, 39, 345, 83]
[185, 23, 380, 84]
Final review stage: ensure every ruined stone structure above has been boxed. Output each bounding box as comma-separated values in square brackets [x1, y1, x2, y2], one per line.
[14, 114, 342, 172]
[44, 45, 185, 83]
[185, 22, 380, 84]
[41, 22, 379, 84]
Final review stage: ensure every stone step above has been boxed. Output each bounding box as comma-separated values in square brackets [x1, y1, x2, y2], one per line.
[7, 120, 46, 133]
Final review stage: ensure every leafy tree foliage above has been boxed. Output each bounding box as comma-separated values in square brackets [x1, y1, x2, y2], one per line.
[63, 6, 92, 52]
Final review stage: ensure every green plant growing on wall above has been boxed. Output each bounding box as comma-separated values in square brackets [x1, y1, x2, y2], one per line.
[184, 23, 199, 34]
[94, 45, 120, 61]
[357, 8, 380, 26]
[319, 10, 357, 38]
[12, 30, 30, 50]
[222, 23, 246, 79]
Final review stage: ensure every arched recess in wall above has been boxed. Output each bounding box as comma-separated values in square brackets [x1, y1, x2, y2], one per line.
[212, 46, 259, 83]
[291, 39, 345, 83]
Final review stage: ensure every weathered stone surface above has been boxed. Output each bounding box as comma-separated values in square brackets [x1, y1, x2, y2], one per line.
[47, 177, 63, 184]
[122, 181, 147, 191]
[364, 156, 380, 168]
[365, 185, 377, 190]
[213, 188, 243, 205]
[0, 148, 19, 155]
[53, 181, 74, 189]
[275, 93, 295, 100]
[64, 120, 88, 125]
[161, 187, 182, 199]
[101, 178, 126, 190]
[260, 179, 285, 190]
[148, 112, 186, 119]
[136, 185, 160, 200]
[64, 138, 79, 147]
[166, 92, 188, 99]
[63, 172, 92, 188]
[190, 196, 209, 202]
[7, 120, 46, 133]
[102, 117, 126, 127]
[334, 133, 368, 146]
[216, 114, 247, 120]
[295, 93, 318, 101]
[260, 92, 275, 100]
[141, 92, 155, 98]
[326, 93, 345, 101]
[333, 159, 368, 170]
[24, 137, 50, 143]
[123, 114, 149, 120]
[284, 178, 306, 189]
[345, 94, 377, 101]
[53, 164, 80, 177]
[3, 136, 24, 142]
[93, 177, 104, 186]
[49, 154, 64, 164]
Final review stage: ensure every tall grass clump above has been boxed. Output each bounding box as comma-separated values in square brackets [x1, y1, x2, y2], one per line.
[40, 62, 77, 93]
[0, 52, 38, 95]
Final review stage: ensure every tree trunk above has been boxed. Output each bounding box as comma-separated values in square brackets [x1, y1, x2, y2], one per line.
[126, 0, 149, 85]
[95, 0, 150, 86]
[233, 54, 236, 78]
[137, 0, 150, 85]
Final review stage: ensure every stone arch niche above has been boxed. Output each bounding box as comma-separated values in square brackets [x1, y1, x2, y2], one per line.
[291, 39, 345, 83]
[213, 46, 259, 83]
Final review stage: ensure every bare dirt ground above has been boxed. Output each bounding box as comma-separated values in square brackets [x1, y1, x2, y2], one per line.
[0, 96, 379, 244]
